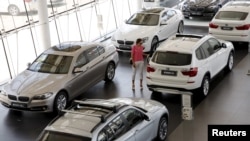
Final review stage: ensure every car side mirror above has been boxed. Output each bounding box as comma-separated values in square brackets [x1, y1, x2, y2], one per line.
[73, 67, 83, 73]
[143, 114, 150, 121]
[221, 43, 227, 48]
[27, 63, 31, 67]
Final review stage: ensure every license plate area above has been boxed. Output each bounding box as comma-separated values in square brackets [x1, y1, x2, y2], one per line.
[161, 70, 177, 76]
[221, 26, 233, 30]
[11, 102, 27, 108]
[119, 45, 131, 49]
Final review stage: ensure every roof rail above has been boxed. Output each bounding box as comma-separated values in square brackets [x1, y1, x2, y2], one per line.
[73, 100, 120, 113]
[61, 109, 106, 122]
[176, 33, 203, 39]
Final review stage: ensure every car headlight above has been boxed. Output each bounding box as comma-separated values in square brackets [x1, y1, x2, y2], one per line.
[142, 37, 149, 43]
[33, 92, 53, 100]
[0, 90, 7, 96]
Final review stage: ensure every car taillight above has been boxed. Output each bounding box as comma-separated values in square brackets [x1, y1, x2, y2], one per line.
[147, 65, 155, 73]
[209, 23, 218, 29]
[181, 67, 198, 77]
[235, 24, 250, 30]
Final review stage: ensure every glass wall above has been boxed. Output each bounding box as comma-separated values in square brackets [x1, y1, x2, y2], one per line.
[0, 0, 139, 83]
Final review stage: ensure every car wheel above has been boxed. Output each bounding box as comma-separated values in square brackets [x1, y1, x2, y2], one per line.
[177, 21, 184, 33]
[225, 51, 234, 72]
[150, 37, 159, 55]
[104, 62, 115, 82]
[53, 91, 67, 113]
[8, 5, 20, 16]
[200, 75, 210, 97]
[156, 116, 168, 141]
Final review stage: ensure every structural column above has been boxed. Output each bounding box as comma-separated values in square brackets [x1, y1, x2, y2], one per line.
[36, 0, 51, 53]
[137, 0, 143, 9]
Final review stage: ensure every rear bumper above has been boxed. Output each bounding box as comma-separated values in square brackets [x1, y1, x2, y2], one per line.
[147, 84, 193, 95]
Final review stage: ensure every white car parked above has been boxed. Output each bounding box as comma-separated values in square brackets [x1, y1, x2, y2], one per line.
[0, 0, 36, 16]
[111, 7, 184, 53]
[0, 41, 119, 113]
[209, 1, 250, 46]
[146, 34, 234, 96]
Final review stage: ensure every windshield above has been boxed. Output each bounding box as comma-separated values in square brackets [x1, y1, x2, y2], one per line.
[126, 13, 159, 26]
[38, 131, 91, 141]
[28, 53, 73, 74]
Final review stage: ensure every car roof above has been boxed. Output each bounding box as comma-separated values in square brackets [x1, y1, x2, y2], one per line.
[45, 99, 128, 137]
[221, 1, 250, 12]
[156, 34, 207, 54]
[43, 41, 102, 56]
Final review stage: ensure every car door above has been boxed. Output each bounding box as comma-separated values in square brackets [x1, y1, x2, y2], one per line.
[97, 114, 136, 141]
[200, 41, 218, 78]
[158, 10, 178, 40]
[207, 38, 228, 74]
[66, 46, 105, 99]
[121, 109, 154, 141]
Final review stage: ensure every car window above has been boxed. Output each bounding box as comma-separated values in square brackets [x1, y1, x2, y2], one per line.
[86, 47, 100, 62]
[215, 11, 248, 20]
[152, 51, 192, 66]
[97, 46, 105, 55]
[97, 115, 126, 141]
[166, 10, 175, 18]
[195, 47, 205, 60]
[200, 42, 213, 57]
[207, 38, 221, 53]
[75, 52, 88, 67]
[122, 109, 144, 129]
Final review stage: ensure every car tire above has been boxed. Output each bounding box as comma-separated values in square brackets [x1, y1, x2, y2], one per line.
[177, 21, 184, 33]
[199, 75, 210, 97]
[156, 116, 168, 141]
[224, 51, 234, 72]
[104, 62, 115, 82]
[53, 91, 67, 113]
[8, 5, 20, 16]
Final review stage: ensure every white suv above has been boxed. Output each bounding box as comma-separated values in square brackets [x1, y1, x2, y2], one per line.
[209, 1, 250, 46]
[146, 34, 234, 96]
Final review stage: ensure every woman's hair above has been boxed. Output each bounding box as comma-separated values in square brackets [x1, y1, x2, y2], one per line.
[136, 38, 142, 44]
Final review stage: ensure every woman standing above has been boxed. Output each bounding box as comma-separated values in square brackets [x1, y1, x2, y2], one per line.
[131, 38, 145, 90]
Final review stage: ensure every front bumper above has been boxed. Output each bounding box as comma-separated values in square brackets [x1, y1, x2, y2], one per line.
[0, 94, 54, 112]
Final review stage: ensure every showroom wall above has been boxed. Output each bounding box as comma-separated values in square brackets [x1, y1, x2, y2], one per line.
[0, 0, 139, 83]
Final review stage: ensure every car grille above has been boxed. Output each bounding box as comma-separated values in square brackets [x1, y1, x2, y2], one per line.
[8, 95, 29, 102]
[8, 95, 17, 101]
[18, 96, 30, 102]
[117, 40, 134, 45]
[190, 7, 204, 12]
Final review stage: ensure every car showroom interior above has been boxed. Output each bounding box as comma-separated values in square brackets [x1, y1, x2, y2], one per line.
[0, 0, 250, 141]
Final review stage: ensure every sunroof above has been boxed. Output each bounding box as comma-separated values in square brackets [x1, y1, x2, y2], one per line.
[52, 43, 81, 52]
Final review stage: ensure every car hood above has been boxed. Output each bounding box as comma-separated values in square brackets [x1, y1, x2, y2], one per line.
[114, 24, 157, 40]
[110, 98, 164, 113]
[185, 0, 216, 7]
[4, 70, 68, 96]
